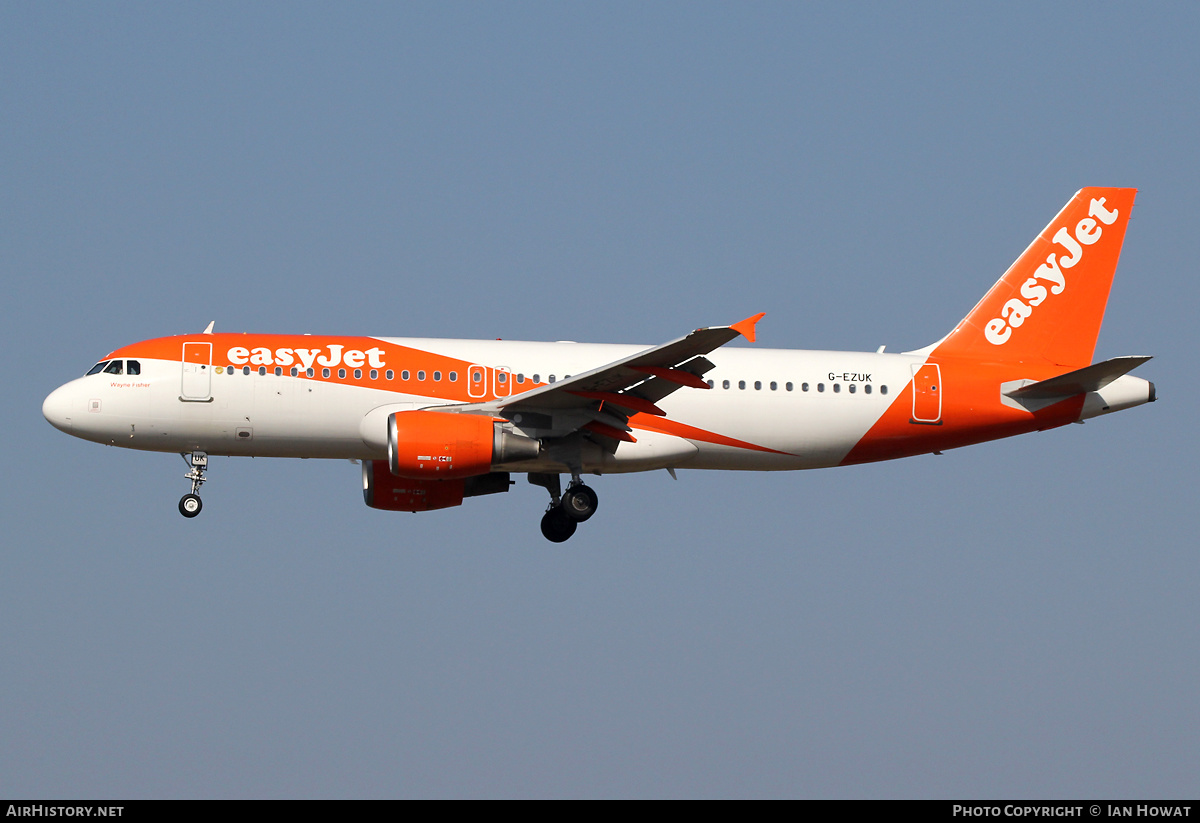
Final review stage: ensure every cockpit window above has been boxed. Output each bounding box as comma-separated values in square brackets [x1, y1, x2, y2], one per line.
[86, 360, 111, 376]
[103, 361, 124, 375]
[127, 360, 141, 376]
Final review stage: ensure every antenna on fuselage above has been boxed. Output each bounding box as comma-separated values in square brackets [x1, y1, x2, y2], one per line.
[203, 321, 215, 334]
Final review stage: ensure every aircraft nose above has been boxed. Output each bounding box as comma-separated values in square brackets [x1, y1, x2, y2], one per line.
[42, 384, 76, 432]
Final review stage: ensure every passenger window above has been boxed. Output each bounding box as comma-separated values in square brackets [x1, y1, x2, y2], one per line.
[402, 370, 410, 380]
[517, 374, 525, 383]
[104, 361, 123, 375]
[418, 371, 426, 381]
[449, 371, 458, 382]
[322, 368, 330, 378]
[433, 371, 441, 382]
[498, 372, 507, 384]
[353, 369, 361, 379]
[739, 380, 746, 390]
[306, 368, 314, 378]
[549, 375, 556, 383]
[770, 381, 777, 391]
[86, 361, 110, 376]
[127, 360, 141, 375]
[864, 384, 872, 394]
[244, 366, 252, 376]
[849, 384, 856, 394]
[258, 366, 266, 376]
[722, 380, 730, 389]
[386, 370, 394, 380]
[754, 381, 761, 390]
[370, 369, 378, 380]
[533, 374, 540, 383]
[833, 383, 841, 393]
[707, 379, 714, 388]
[818, 383, 825, 392]
[881, 385, 888, 395]
[275, 367, 282, 376]
[291, 367, 299, 377]
[338, 368, 346, 379]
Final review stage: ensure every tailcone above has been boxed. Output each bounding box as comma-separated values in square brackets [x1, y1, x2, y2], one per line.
[1078, 375, 1156, 421]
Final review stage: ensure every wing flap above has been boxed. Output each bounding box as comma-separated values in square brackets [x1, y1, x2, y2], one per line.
[629, 365, 711, 389]
[583, 420, 637, 443]
[567, 390, 666, 416]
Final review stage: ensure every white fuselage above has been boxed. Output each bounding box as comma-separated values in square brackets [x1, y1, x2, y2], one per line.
[43, 338, 922, 473]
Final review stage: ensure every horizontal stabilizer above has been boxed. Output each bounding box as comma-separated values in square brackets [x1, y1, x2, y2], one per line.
[1004, 356, 1152, 400]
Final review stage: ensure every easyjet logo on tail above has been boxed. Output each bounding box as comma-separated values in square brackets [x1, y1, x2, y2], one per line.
[226, 344, 387, 370]
[984, 197, 1120, 346]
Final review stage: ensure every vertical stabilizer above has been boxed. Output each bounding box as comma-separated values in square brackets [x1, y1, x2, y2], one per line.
[932, 187, 1136, 367]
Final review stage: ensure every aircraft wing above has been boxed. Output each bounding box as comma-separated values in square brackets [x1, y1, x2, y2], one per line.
[461, 313, 765, 443]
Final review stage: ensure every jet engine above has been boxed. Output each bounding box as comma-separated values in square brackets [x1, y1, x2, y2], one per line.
[362, 459, 512, 512]
[387, 410, 540, 480]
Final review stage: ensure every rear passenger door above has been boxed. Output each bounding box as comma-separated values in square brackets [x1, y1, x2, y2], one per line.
[910, 363, 941, 424]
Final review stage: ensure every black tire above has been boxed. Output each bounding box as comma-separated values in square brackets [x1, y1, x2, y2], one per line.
[179, 493, 203, 518]
[562, 484, 598, 523]
[540, 506, 578, 542]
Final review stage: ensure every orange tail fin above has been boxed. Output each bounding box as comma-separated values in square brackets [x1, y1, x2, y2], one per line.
[931, 187, 1137, 367]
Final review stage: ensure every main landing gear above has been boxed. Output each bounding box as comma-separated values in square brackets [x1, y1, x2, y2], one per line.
[179, 451, 208, 518]
[531, 473, 599, 543]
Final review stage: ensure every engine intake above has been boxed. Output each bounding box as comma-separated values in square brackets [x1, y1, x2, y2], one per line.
[387, 410, 540, 480]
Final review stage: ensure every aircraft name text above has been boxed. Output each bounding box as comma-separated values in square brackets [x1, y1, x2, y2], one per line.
[225, 345, 386, 371]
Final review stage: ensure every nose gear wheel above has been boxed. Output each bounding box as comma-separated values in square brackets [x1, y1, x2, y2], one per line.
[178, 451, 209, 518]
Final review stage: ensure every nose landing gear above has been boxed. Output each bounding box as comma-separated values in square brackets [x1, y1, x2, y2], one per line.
[179, 451, 208, 518]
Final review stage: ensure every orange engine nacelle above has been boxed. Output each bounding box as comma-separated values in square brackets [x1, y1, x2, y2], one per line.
[387, 410, 540, 480]
[362, 460, 513, 512]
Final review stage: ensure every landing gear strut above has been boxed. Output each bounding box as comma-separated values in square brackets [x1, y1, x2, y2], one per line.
[529, 472, 599, 542]
[179, 451, 208, 518]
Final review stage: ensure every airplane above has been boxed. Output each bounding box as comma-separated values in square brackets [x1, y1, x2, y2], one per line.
[42, 187, 1155, 542]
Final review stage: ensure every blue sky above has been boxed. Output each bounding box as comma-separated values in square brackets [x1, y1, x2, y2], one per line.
[3, 3, 1197, 798]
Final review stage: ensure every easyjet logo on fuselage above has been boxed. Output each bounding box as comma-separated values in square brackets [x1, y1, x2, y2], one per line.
[984, 197, 1120, 346]
[226, 344, 387, 371]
